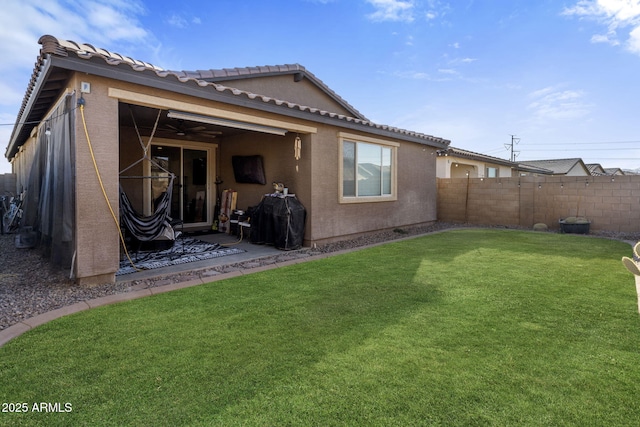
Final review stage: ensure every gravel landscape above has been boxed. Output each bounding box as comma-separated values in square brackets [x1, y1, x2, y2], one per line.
[1, 223, 637, 331]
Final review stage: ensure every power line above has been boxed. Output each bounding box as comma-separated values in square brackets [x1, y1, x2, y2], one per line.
[521, 140, 640, 146]
[0, 107, 80, 127]
[563, 158, 640, 161]
[523, 148, 640, 151]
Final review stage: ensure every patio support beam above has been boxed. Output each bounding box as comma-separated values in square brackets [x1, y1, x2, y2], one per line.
[167, 110, 288, 136]
[108, 88, 317, 135]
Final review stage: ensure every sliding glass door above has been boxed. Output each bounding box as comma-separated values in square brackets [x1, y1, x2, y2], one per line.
[148, 142, 214, 228]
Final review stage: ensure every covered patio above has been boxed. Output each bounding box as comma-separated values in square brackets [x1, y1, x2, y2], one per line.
[116, 231, 287, 283]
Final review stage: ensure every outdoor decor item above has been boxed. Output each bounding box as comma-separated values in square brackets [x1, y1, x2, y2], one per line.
[621, 242, 640, 314]
[117, 238, 244, 275]
[622, 242, 640, 276]
[559, 217, 591, 234]
[533, 223, 548, 232]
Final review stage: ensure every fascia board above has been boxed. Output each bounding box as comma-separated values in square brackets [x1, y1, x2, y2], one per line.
[5, 56, 53, 160]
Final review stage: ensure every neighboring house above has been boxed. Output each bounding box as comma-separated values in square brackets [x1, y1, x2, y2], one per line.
[586, 163, 607, 176]
[586, 164, 629, 176]
[4, 35, 450, 284]
[603, 167, 626, 176]
[436, 147, 551, 178]
[518, 158, 591, 176]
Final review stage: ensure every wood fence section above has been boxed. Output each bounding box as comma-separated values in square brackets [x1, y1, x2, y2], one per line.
[437, 175, 640, 233]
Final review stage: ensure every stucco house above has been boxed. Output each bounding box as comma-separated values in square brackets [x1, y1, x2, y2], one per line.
[4, 35, 450, 284]
[436, 147, 551, 178]
[437, 149, 628, 180]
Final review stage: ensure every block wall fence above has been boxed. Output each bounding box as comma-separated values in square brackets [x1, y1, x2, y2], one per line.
[437, 175, 640, 233]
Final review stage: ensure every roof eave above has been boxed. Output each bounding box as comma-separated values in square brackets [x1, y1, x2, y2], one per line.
[438, 148, 514, 167]
[48, 55, 450, 147]
[5, 55, 54, 160]
[6, 41, 450, 158]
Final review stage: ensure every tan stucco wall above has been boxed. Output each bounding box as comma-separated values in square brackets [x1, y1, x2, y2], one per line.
[436, 157, 513, 179]
[215, 74, 354, 117]
[219, 132, 312, 214]
[71, 74, 121, 284]
[307, 126, 438, 245]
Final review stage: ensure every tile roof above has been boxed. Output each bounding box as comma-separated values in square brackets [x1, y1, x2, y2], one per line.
[437, 147, 552, 173]
[604, 167, 624, 175]
[518, 158, 587, 175]
[437, 147, 513, 165]
[7, 35, 449, 159]
[39, 36, 163, 71]
[177, 64, 368, 120]
[585, 163, 605, 174]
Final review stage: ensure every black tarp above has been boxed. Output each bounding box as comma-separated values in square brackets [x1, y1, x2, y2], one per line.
[250, 195, 306, 250]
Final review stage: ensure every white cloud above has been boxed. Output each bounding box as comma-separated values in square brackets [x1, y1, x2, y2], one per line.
[628, 23, 640, 52]
[426, 11, 438, 20]
[0, 0, 156, 173]
[168, 14, 189, 28]
[366, 0, 415, 22]
[366, 0, 453, 24]
[167, 13, 202, 28]
[590, 32, 621, 44]
[448, 56, 477, 65]
[527, 86, 592, 121]
[0, 0, 152, 71]
[83, 1, 149, 41]
[563, 0, 640, 55]
[394, 70, 431, 79]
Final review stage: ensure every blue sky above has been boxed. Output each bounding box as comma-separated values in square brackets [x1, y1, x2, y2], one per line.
[1, 0, 639, 174]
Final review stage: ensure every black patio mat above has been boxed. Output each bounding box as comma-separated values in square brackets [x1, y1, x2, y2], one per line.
[117, 237, 245, 276]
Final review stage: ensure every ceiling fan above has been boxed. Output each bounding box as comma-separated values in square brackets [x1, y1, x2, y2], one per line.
[163, 119, 222, 138]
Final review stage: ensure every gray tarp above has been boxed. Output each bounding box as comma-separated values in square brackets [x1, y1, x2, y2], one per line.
[23, 94, 75, 267]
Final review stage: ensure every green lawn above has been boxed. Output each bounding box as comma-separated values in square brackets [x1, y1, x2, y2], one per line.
[1, 229, 639, 426]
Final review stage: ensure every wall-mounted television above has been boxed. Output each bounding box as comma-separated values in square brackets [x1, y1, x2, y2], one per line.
[231, 155, 266, 184]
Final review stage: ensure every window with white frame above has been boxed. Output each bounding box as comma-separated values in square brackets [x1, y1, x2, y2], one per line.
[339, 133, 398, 203]
[486, 167, 498, 178]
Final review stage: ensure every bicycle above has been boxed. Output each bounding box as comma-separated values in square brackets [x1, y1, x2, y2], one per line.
[2, 193, 24, 234]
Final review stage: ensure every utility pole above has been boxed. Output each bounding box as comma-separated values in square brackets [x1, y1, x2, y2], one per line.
[505, 135, 520, 162]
